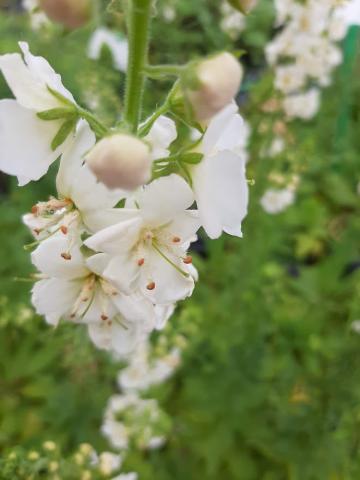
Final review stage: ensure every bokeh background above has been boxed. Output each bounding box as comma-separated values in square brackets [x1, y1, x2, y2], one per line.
[1, 1, 360, 479]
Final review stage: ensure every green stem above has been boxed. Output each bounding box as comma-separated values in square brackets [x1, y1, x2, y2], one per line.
[145, 64, 185, 79]
[124, 0, 153, 133]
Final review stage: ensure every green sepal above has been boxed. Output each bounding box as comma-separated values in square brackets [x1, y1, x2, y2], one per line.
[180, 152, 203, 165]
[51, 118, 77, 151]
[37, 107, 77, 121]
[47, 86, 75, 107]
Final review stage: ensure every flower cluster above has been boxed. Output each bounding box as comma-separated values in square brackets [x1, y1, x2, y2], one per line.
[1, 441, 137, 480]
[102, 316, 190, 455]
[0, 42, 248, 355]
[266, 0, 348, 121]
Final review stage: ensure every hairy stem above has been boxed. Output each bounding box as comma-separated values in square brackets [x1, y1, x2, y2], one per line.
[124, 0, 153, 133]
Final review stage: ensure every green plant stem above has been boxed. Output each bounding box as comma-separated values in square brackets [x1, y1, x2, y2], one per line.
[124, 0, 153, 133]
[145, 64, 185, 79]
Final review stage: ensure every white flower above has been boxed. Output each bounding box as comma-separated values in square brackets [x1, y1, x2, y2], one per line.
[102, 393, 167, 451]
[88, 28, 129, 72]
[191, 102, 249, 239]
[260, 187, 295, 214]
[118, 340, 181, 393]
[98, 452, 122, 476]
[283, 89, 320, 120]
[111, 474, 138, 480]
[23, 121, 125, 247]
[85, 174, 200, 305]
[336, 0, 360, 28]
[0, 42, 76, 185]
[31, 235, 155, 355]
[274, 64, 306, 94]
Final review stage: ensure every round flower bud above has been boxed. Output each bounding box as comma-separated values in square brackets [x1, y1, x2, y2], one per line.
[227, 0, 257, 14]
[86, 134, 152, 191]
[186, 52, 243, 122]
[39, 0, 91, 29]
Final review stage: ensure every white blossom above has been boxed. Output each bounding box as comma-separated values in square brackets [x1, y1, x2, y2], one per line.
[31, 235, 156, 355]
[191, 103, 249, 239]
[260, 187, 295, 214]
[85, 174, 200, 305]
[0, 42, 76, 185]
[88, 28, 129, 72]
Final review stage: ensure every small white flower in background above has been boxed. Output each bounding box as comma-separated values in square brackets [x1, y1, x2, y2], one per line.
[267, 0, 348, 127]
[111, 473, 138, 480]
[0, 42, 76, 185]
[118, 340, 181, 393]
[85, 174, 200, 305]
[283, 89, 320, 120]
[88, 28, 129, 72]
[102, 393, 168, 451]
[260, 187, 295, 215]
[220, 2, 246, 39]
[351, 320, 360, 334]
[336, 0, 360, 28]
[98, 452, 122, 476]
[22, 0, 50, 30]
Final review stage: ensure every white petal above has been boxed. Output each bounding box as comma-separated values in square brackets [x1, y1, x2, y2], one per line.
[103, 254, 139, 295]
[202, 102, 239, 154]
[166, 210, 201, 243]
[140, 249, 195, 304]
[19, 41, 75, 106]
[112, 291, 156, 330]
[0, 100, 64, 184]
[137, 174, 195, 225]
[88, 318, 142, 355]
[85, 216, 142, 255]
[0, 53, 55, 111]
[145, 115, 177, 160]
[32, 278, 80, 326]
[193, 150, 248, 239]
[31, 234, 88, 279]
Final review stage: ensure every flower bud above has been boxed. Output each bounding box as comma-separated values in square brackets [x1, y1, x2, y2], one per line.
[185, 53, 243, 122]
[227, 0, 257, 14]
[86, 134, 152, 190]
[39, 0, 91, 29]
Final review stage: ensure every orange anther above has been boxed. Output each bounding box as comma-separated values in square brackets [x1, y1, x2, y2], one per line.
[183, 255, 193, 264]
[137, 258, 145, 266]
[60, 225, 68, 235]
[146, 281, 156, 291]
[61, 252, 72, 261]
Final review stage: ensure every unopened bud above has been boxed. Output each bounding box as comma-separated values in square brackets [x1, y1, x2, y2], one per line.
[227, 0, 257, 14]
[86, 134, 152, 190]
[185, 53, 243, 122]
[39, 0, 91, 29]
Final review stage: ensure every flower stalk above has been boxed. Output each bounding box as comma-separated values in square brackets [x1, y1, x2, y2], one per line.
[123, 0, 153, 133]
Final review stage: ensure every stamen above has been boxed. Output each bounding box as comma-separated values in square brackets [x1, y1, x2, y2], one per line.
[31, 205, 39, 215]
[101, 314, 108, 321]
[61, 252, 72, 261]
[60, 226, 68, 235]
[147, 281, 156, 290]
[183, 255, 193, 264]
[152, 241, 190, 278]
[137, 258, 145, 266]
[172, 236, 181, 243]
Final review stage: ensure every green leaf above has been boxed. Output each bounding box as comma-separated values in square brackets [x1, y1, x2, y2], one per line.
[37, 107, 77, 121]
[51, 119, 76, 151]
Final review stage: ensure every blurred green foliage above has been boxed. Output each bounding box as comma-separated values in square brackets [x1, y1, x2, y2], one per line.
[1, 1, 360, 479]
